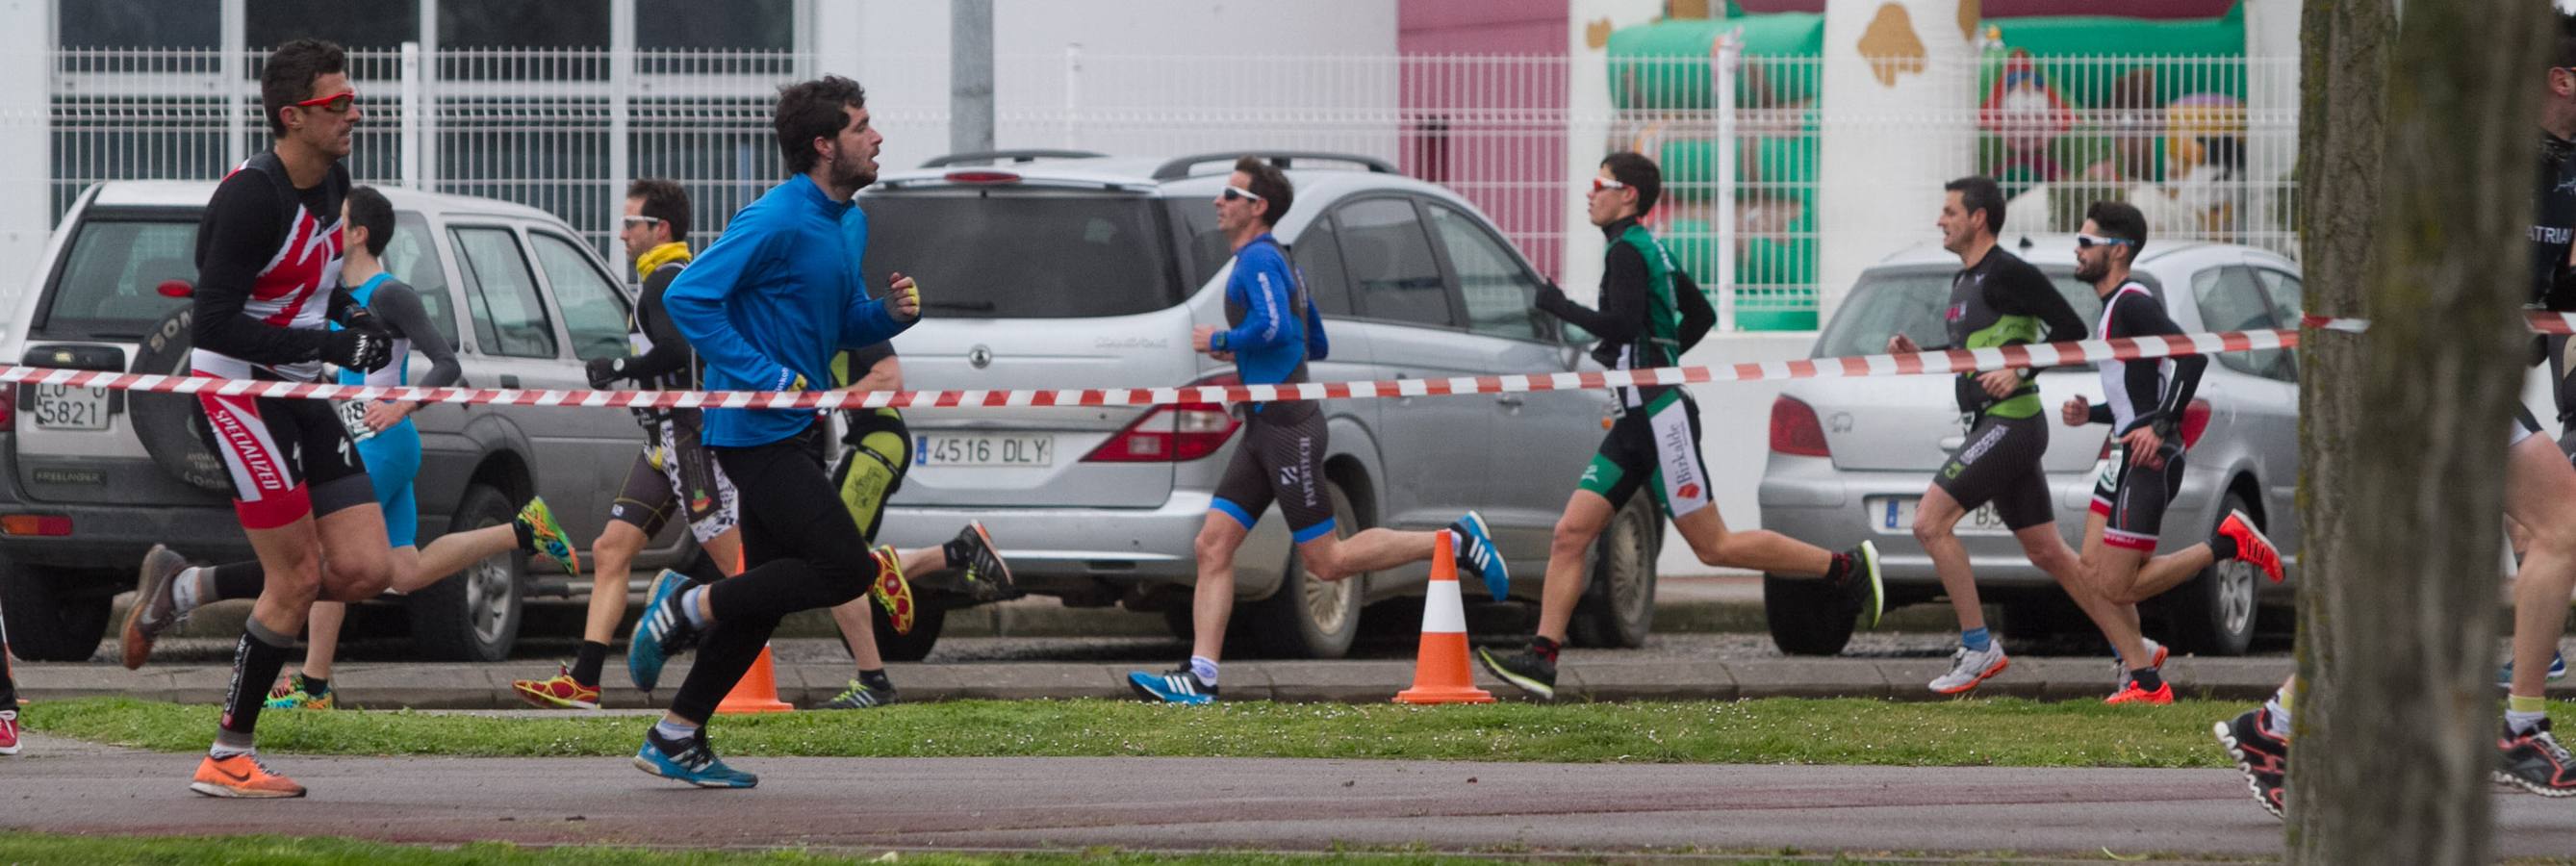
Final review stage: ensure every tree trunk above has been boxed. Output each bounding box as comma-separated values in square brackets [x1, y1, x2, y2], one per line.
[2290, 0, 2551, 861]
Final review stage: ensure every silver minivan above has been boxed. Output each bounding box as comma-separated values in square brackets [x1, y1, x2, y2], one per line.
[860, 151, 1654, 659]
[0, 181, 689, 662]
[1759, 237, 2302, 656]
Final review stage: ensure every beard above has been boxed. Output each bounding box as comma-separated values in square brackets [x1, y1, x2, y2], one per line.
[832, 151, 878, 191]
[2074, 257, 2108, 284]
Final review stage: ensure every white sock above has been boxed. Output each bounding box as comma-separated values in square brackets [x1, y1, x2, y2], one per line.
[2508, 708, 2550, 735]
[170, 567, 208, 613]
[2263, 694, 2292, 738]
[207, 743, 252, 759]
[679, 586, 713, 629]
[652, 719, 699, 742]
[1189, 655, 1218, 686]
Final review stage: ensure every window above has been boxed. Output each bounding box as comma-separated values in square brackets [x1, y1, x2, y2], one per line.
[383, 213, 459, 349]
[60, 0, 217, 48]
[1335, 198, 1452, 328]
[450, 227, 557, 358]
[528, 232, 631, 361]
[1428, 204, 1544, 342]
[2193, 266, 2288, 380]
[858, 193, 1184, 318]
[441, 0, 609, 48]
[37, 217, 197, 339]
[1290, 217, 1356, 318]
[2249, 269, 2303, 381]
[248, 1, 421, 50]
[1810, 267, 2103, 361]
[637, 0, 792, 50]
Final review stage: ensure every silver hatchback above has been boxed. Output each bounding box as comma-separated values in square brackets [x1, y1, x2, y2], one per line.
[1758, 237, 2302, 656]
[860, 151, 1651, 659]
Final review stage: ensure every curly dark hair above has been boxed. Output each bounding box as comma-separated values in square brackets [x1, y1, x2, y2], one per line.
[774, 75, 867, 175]
[625, 178, 691, 242]
[1232, 156, 1295, 226]
[262, 38, 346, 139]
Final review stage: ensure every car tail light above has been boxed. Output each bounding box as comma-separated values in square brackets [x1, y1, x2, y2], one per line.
[943, 170, 1022, 185]
[2180, 398, 2211, 447]
[0, 514, 70, 536]
[1084, 375, 1242, 463]
[0, 387, 14, 432]
[1769, 395, 1829, 457]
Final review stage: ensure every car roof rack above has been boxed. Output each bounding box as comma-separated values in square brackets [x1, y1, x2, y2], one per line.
[920, 149, 1109, 168]
[1150, 151, 1401, 181]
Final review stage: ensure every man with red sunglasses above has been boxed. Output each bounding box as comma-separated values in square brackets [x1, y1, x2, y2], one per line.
[124, 38, 394, 799]
[1476, 152, 1880, 700]
[2055, 200, 2281, 706]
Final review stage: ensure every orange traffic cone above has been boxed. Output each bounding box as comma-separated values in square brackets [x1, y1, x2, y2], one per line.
[1394, 529, 1494, 705]
[716, 643, 796, 714]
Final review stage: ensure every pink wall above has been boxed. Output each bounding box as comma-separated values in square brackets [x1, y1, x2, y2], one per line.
[1398, 0, 1570, 278]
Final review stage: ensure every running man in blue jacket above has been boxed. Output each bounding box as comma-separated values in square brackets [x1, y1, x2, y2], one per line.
[624, 76, 919, 787]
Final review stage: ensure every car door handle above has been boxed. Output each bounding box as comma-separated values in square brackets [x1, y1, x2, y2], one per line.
[500, 374, 521, 389]
[1496, 395, 1525, 408]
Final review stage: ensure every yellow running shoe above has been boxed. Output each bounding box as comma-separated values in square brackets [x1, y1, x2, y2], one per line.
[262, 672, 334, 711]
[517, 496, 581, 579]
[869, 545, 915, 634]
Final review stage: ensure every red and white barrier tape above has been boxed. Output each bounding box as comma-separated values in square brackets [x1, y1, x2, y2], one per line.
[2300, 311, 2576, 335]
[0, 326, 2302, 411]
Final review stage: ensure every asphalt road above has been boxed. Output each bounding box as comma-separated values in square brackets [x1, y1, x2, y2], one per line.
[8, 732, 2575, 859]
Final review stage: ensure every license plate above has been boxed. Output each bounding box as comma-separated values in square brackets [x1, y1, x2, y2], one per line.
[31, 384, 110, 431]
[915, 434, 1054, 468]
[1870, 497, 2011, 536]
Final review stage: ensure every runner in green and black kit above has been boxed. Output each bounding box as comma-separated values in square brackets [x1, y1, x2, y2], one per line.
[1892, 176, 2131, 697]
[1476, 152, 1881, 701]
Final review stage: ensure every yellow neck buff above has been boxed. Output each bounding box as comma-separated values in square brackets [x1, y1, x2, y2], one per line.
[635, 242, 692, 281]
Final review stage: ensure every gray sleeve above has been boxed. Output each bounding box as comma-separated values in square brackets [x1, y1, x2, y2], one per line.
[368, 281, 462, 389]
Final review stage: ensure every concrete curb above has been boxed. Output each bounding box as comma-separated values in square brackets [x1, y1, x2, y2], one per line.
[24, 655, 2520, 709]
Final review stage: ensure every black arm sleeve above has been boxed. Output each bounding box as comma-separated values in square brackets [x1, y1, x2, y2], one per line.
[1536, 242, 1646, 343]
[1991, 267, 2089, 344]
[191, 173, 329, 365]
[2087, 402, 2114, 425]
[619, 265, 695, 383]
[1673, 268, 1717, 352]
[366, 282, 460, 389]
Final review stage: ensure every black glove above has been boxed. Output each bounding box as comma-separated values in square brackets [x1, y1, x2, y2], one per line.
[1536, 284, 1569, 312]
[322, 327, 392, 372]
[585, 356, 626, 390]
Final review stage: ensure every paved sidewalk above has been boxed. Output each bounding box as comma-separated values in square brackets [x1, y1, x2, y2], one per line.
[8, 738, 2575, 859]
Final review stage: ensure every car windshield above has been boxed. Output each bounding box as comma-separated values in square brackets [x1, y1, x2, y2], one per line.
[856, 191, 1186, 318]
[1812, 265, 2108, 364]
[38, 216, 198, 340]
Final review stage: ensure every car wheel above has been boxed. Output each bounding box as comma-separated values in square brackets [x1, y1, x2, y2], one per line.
[125, 306, 234, 494]
[871, 599, 948, 662]
[1763, 570, 1860, 656]
[406, 483, 524, 662]
[0, 562, 112, 661]
[1244, 477, 1364, 659]
[2164, 492, 2261, 656]
[1570, 495, 1659, 649]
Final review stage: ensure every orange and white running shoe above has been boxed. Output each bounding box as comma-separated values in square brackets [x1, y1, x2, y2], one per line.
[189, 751, 305, 799]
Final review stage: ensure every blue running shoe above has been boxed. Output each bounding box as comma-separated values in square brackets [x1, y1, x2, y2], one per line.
[1449, 510, 1509, 602]
[627, 569, 696, 693]
[2500, 651, 2570, 689]
[632, 727, 756, 789]
[1126, 668, 1217, 704]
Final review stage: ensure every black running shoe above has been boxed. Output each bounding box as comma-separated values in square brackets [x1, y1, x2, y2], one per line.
[2498, 718, 2576, 798]
[1474, 645, 1557, 700]
[2212, 707, 2288, 819]
[949, 521, 1020, 602]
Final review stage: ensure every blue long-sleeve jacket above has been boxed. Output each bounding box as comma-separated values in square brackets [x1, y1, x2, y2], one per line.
[665, 173, 913, 447]
[1210, 235, 1327, 388]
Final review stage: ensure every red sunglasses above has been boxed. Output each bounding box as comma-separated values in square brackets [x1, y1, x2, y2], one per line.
[293, 89, 357, 113]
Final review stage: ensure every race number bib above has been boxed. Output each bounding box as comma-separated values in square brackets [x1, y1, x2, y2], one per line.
[333, 399, 378, 444]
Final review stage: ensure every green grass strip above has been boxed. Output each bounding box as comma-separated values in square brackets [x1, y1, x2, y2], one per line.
[38, 696, 2543, 768]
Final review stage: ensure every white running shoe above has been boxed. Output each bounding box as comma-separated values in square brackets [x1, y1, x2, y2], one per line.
[1929, 643, 2011, 695]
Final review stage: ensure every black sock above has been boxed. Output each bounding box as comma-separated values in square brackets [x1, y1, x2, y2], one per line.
[1823, 550, 1853, 585]
[301, 675, 329, 696]
[571, 641, 609, 688]
[211, 561, 266, 602]
[1531, 635, 1561, 664]
[857, 668, 893, 692]
[2207, 534, 2239, 562]
[2130, 667, 2164, 692]
[216, 620, 297, 751]
[513, 519, 537, 551]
